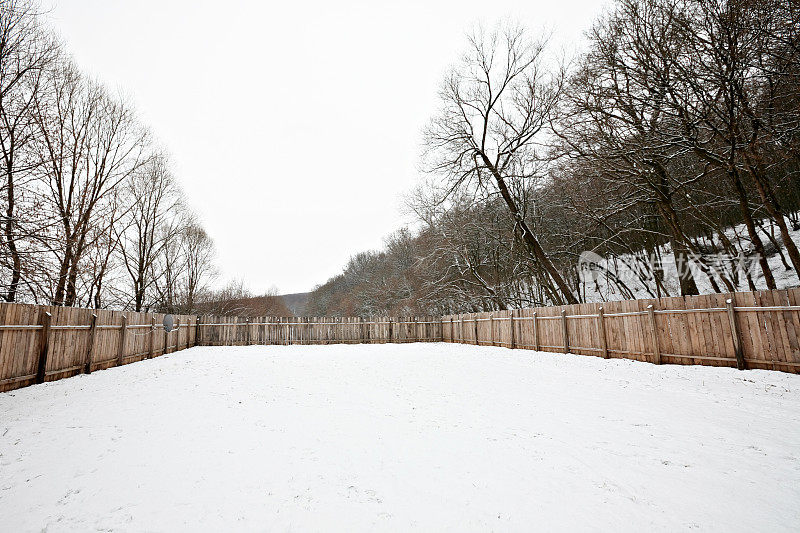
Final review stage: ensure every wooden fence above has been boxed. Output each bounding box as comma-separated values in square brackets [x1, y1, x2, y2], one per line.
[196, 316, 443, 346]
[443, 289, 800, 374]
[0, 302, 197, 393]
[3, 288, 800, 393]
[0, 309, 443, 392]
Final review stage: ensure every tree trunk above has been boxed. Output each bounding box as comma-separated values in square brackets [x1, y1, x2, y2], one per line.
[64, 231, 88, 307]
[669, 236, 700, 296]
[481, 153, 579, 304]
[3, 174, 21, 302]
[52, 240, 73, 306]
[729, 167, 776, 289]
[747, 163, 800, 277]
[654, 203, 700, 295]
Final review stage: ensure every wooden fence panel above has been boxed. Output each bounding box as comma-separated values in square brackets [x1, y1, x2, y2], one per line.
[602, 301, 623, 360]
[734, 291, 764, 368]
[0, 303, 40, 390]
[0, 304, 196, 392]
[438, 288, 800, 374]
[657, 296, 685, 366]
[784, 289, 800, 370]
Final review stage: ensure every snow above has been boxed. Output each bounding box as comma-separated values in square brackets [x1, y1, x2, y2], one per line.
[1, 343, 799, 532]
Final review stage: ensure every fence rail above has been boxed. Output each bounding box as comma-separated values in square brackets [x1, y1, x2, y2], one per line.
[2, 288, 800, 393]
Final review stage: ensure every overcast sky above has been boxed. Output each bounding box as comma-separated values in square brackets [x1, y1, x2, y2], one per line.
[50, 0, 608, 295]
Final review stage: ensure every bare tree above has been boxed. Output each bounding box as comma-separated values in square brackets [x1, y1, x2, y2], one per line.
[117, 151, 181, 311]
[557, 0, 718, 296]
[33, 62, 148, 306]
[423, 24, 578, 304]
[673, 0, 800, 278]
[0, 0, 57, 301]
[82, 186, 122, 308]
[179, 217, 216, 313]
[151, 218, 183, 313]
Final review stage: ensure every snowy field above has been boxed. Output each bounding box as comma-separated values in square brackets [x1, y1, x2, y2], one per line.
[1, 343, 799, 532]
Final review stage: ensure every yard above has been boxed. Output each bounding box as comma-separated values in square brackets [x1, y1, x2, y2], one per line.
[1, 343, 799, 531]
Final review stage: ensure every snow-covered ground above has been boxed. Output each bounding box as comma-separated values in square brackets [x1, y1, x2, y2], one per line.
[1, 343, 799, 532]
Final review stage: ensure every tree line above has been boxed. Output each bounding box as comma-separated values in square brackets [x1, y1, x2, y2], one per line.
[306, 0, 800, 316]
[0, 0, 225, 313]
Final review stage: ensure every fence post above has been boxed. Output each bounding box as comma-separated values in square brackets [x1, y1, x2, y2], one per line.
[473, 315, 479, 345]
[388, 318, 393, 343]
[510, 310, 516, 349]
[149, 316, 156, 358]
[459, 315, 464, 344]
[598, 307, 608, 358]
[245, 318, 251, 346]
[489, 314, 495, 346]
[84, 313, 98, 373]
[117, 315, 128, 366]
[726, 298, 747, 370]
[163, 321, 168, 355]
[35, 311, 52, 384]
[449, 317, 454, 343]
[195, 316, 202, 346]
[647, 305, 661, 364]
[533, 312, 539, 351]
[561, 310, 569, 353]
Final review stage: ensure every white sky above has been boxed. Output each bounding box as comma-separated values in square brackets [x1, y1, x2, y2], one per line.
[50, 0, 608, 294]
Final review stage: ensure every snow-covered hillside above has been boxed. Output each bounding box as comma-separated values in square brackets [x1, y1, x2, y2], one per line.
[2, 344, 798, 531]
[579, 220, 800, 301]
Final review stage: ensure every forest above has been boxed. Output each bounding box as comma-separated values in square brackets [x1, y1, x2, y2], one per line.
[306, 0, 800, 316]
